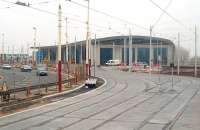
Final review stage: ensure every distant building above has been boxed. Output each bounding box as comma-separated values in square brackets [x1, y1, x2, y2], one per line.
[0, 53, 29, 64]
[37, 35, 175, 66]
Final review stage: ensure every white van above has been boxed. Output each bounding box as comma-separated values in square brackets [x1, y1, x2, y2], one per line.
[106, 60, 120, 66]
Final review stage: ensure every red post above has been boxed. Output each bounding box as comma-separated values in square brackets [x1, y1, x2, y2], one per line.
[58, 61, 62, 92]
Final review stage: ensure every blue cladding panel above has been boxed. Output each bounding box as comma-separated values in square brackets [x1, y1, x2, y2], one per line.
[138, 48, 150, 64]
[153, 48, 168, 65]
[100, 48, 113, 65]
[122, 48, 135, 65]
[50, 48, 56, 63]
[36, 51, 44, 59]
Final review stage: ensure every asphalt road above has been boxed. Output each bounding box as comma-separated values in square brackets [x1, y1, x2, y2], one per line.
[0, 68, 67, 89]
[0, 67, 199, 130]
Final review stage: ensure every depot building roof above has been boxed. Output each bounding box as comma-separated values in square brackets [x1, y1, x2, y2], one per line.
[36, 35, 174, 49]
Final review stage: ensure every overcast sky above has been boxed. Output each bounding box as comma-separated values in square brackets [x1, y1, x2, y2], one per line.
[0, 0, 199, 56]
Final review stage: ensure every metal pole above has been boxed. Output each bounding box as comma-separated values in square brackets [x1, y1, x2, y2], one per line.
[33, 27, 37, 65]
[85, 0, 90, 78]
[12, 69, 16, 99]
[74, 36, 77, 65]
[124, 37, 126, 65]
[161, 42, 162, 65]
[21, 45, 23, 64]
[65, 17, 70, 85]
[89, 36, 92, 77]
[12, 45, 14, 64]
[80, 42, 83, 64]
[113, 42, 115, 60]
[149, 25, 152, 75]
[94, 34, 97, 77]
[57, 4, 62, 92]
[129, 29, 132, 72]
[38, 41, 40, 64]
[157, 40, 158, 64]
[7, 46, 9, 64]
[27, 43, 29, 64]
[177, 33, 180, 76]
[2, 33, 4, 64]
[65, 18, 69, 62]
[172, 66, 174, 89]
[39, 73, 41, 94]
[195, 25, 197, 77]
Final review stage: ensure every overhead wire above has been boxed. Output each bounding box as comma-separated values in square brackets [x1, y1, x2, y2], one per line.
[0, 0, 191, 42]
[149, 0, 193, 32]
[66, 0, 189, 42]
[66, 0, 149, 31]
[152, 0, 173, 28]
[0, 0, 124, 36]
[0, 0, 57, 9]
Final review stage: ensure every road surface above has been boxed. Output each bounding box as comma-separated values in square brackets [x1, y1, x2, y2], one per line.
[0, 68, 67, 89]
[0, 67, 199, 130]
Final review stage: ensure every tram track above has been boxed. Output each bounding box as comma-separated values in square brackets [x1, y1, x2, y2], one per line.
[0, 75, 119, 128]
[0, 69, 153, 130]
[0, 68, 196, 130]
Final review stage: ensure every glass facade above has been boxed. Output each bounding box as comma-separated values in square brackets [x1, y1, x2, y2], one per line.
[38, 48, 48, 63]
[70, 45, 82, 64]
[122, 48, 135, 65]
[153, 48, 168, 65]
[137, 48, 150, 64]
[39, 45, 169, 65]
[50, 48, 56, 64]
[100, 48, 113, 65]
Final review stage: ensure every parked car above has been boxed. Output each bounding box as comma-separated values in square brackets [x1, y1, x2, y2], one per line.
[2, 64, 12, 69]
[105, 60, 120, 66]
[36, 66, 48, 76]
[21, 65, 32, 72]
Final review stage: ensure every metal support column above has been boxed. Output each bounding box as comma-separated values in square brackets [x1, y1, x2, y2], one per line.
[129, 29, 132, 71]
[57, 4, 62, 92]
[195, 26, 197, 77]
[177, 33, 180, 76]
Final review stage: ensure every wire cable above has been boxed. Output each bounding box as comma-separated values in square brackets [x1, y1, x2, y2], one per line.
[66, 0, 149, 31]
[149, 0, 193, 32]
[152, 0, 173, 28]
[0, 0, 124, 35]
[0, 0, 57, 9]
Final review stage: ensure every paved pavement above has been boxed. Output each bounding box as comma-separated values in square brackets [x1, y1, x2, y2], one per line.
[0, 67, 199, 130]
[171, 89, 200, 130]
